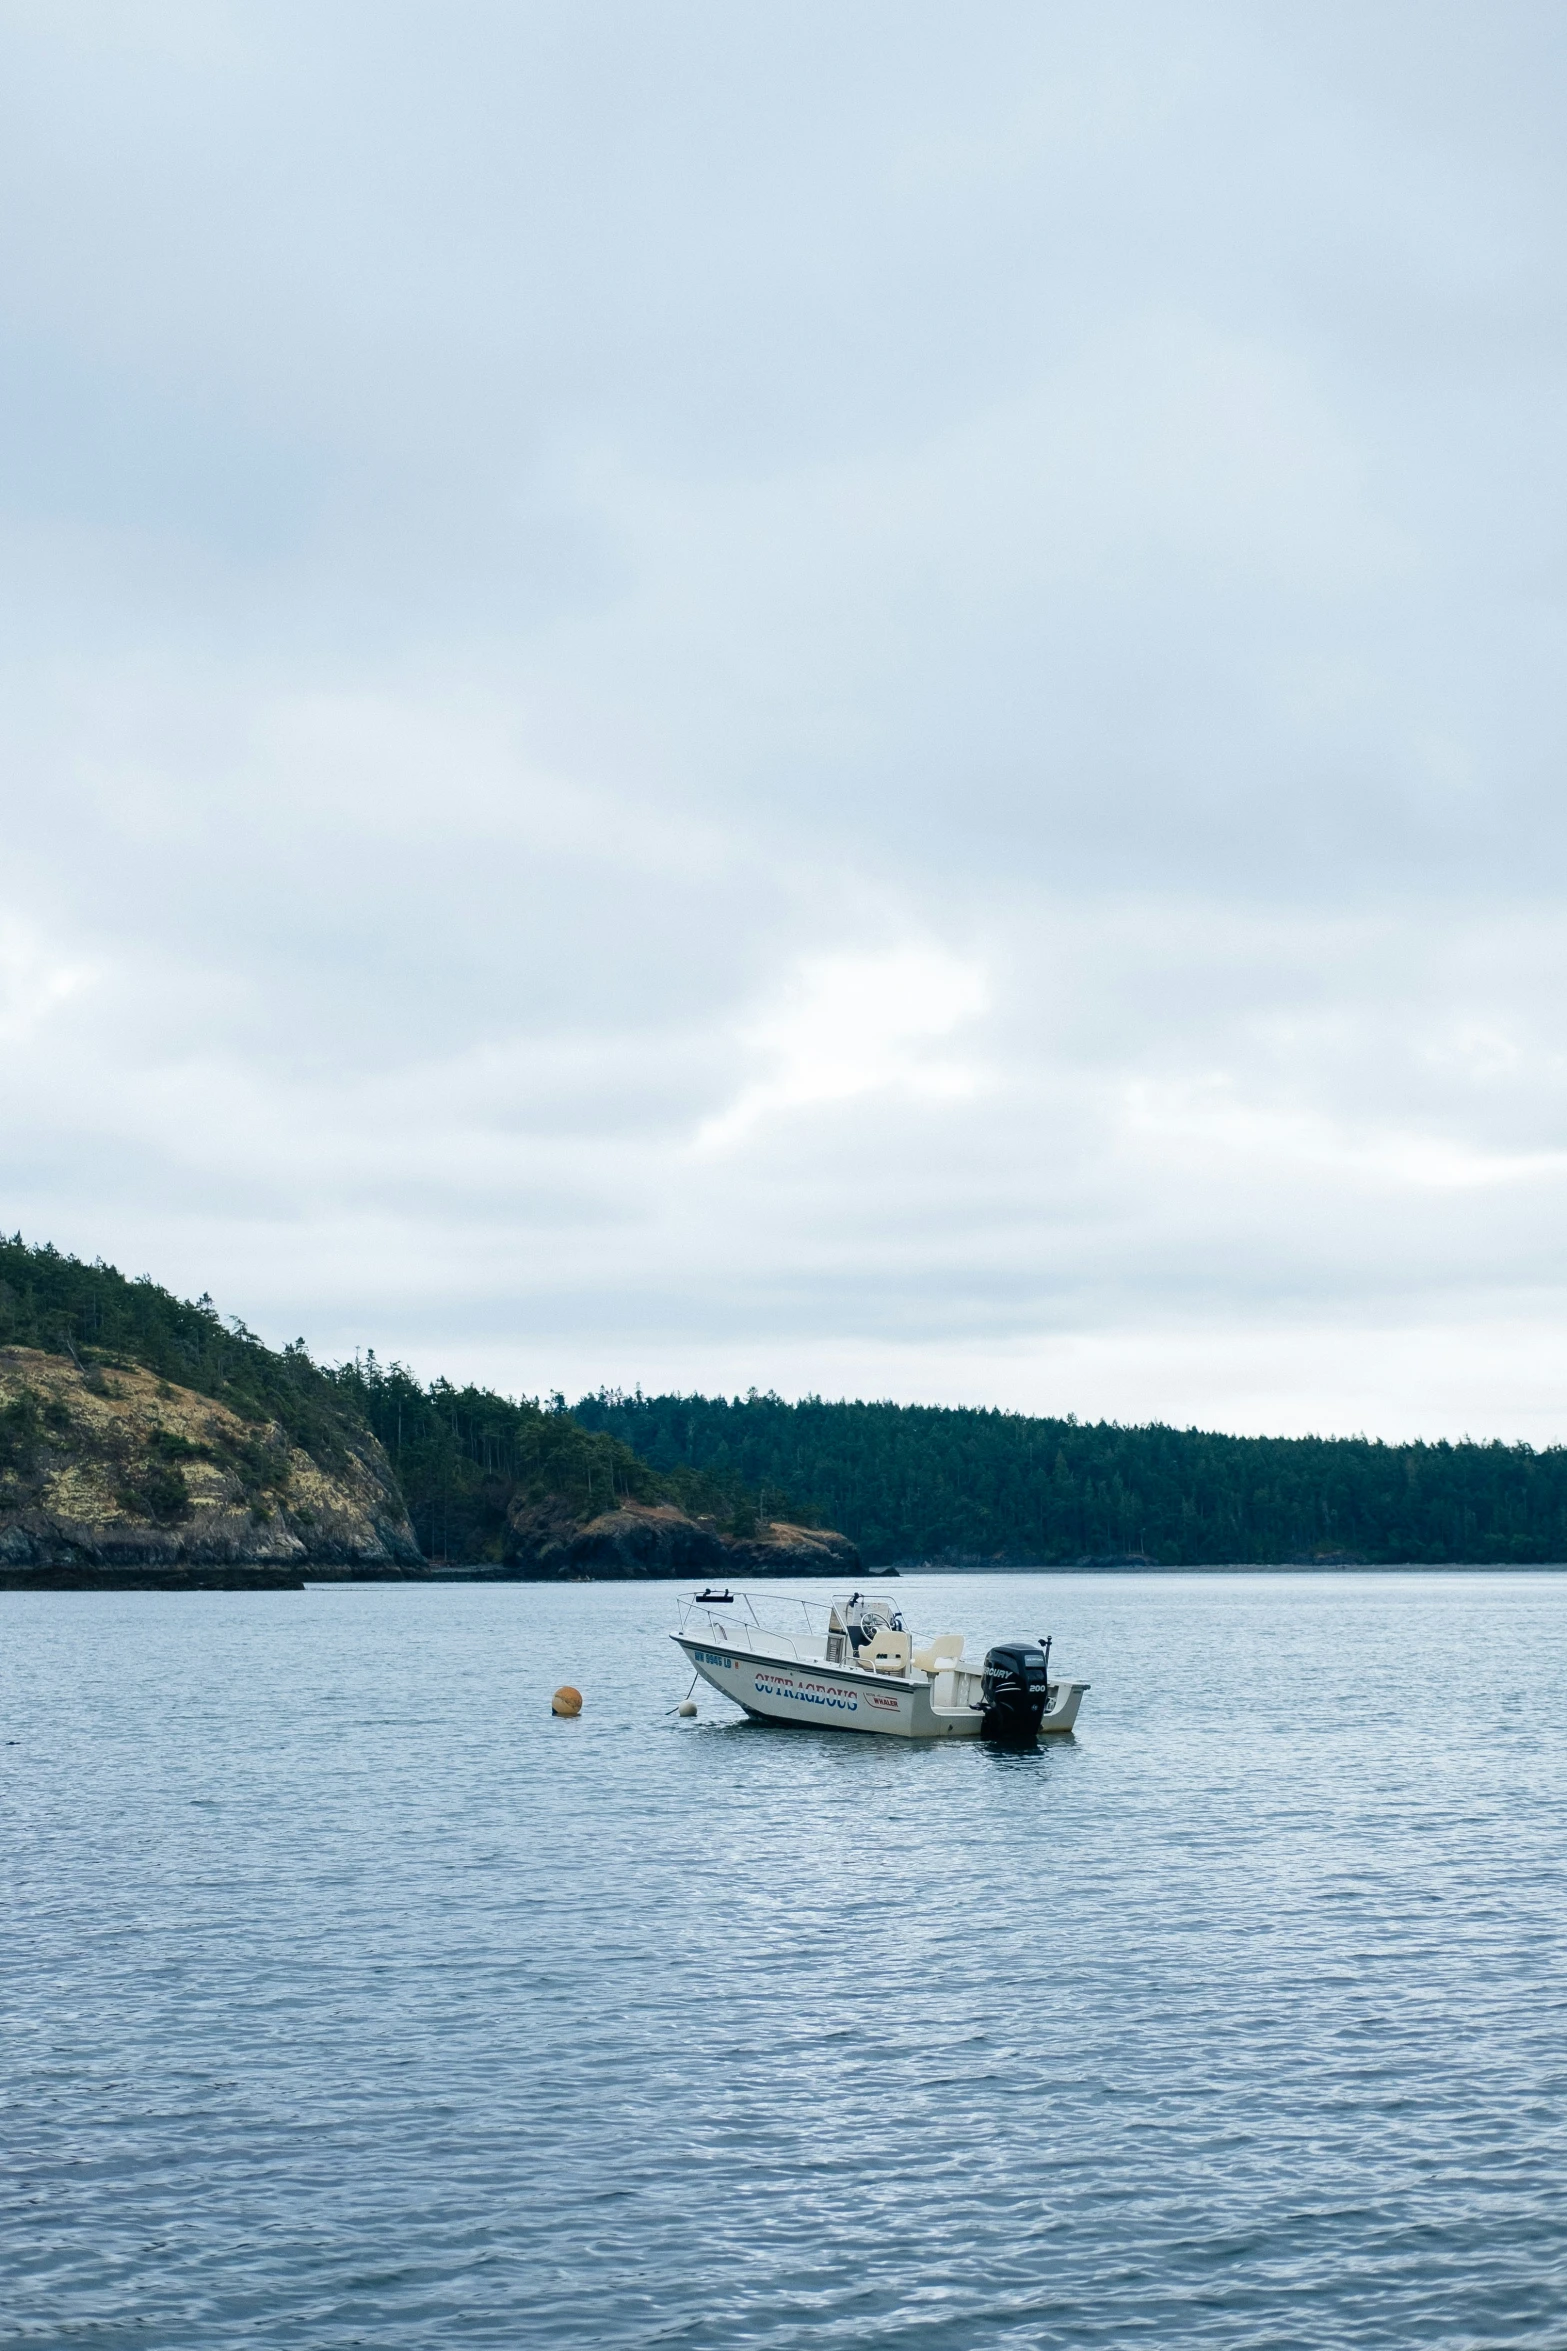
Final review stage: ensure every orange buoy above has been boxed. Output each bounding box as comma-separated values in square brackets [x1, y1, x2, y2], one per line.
[551, 1685, 583, 1718]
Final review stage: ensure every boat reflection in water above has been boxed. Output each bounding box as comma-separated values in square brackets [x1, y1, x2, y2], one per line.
[673, 1587, 1088, 1741]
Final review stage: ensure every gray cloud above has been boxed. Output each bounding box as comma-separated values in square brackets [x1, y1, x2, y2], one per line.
[4, 2, 1567, 1438]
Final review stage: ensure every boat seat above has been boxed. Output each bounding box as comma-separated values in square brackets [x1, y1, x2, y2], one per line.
[861, 1629, 911, 1675]
[912, 1634, 964, 1673]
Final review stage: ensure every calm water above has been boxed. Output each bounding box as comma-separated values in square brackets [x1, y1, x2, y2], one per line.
[4, 1571, 1567, 2348]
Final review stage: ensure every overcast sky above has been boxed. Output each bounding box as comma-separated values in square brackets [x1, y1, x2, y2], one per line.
[4, 1, 1567, 1438]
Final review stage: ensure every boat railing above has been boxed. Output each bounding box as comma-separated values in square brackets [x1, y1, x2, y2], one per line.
[677, 1588, 826, 1639]
[677, 1594, 827, 1664]
[676, 1586, 914, 1662]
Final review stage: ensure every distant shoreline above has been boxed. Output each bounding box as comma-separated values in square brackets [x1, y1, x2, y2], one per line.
[7, 1558, 1567, 1593]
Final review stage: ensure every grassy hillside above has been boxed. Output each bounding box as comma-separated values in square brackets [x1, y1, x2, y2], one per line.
[0, 1236, 357, 1468]
[570, 1389, 1567, 1566]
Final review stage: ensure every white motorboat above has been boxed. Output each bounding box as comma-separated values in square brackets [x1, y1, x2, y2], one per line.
[672, 1587, 1089, 1740]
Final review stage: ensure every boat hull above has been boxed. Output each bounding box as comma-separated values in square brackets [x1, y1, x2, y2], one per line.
[674, 1635, 1086, 1739]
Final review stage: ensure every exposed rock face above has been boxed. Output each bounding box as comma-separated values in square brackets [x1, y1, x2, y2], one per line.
[0, 1348, 422, 1586]
[505, 1500, 726, 1579]
[723, 1522, 861, 1578]
[503, 1497, 859, 1580]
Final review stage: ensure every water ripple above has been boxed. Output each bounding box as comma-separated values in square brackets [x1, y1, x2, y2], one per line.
[4, 1573, 1567, 2345]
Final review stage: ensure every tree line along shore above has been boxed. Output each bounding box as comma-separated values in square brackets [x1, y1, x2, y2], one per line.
[2, 1235, 1565, 1574]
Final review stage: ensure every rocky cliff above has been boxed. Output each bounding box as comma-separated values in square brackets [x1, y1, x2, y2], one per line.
[0, 1348, 422, 1586]
[503, 1496, 859, 1580]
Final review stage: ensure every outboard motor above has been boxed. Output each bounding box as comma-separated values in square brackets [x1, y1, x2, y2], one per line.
[980, 1642, 1052, 1743]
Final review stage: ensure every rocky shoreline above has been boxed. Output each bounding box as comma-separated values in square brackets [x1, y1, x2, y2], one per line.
[501, 1497, 858, 1580]
[0, 1348, 421, 1587]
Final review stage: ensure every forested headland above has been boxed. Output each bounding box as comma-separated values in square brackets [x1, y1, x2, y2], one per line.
[6, 1235, 1567, 1570]
[572, 1389, 1567, 1567]
[0, 1239, 777, 1573]
[328, 1353, 769, 1563]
